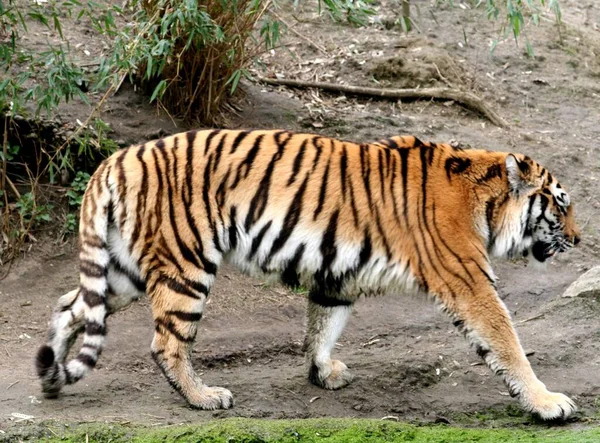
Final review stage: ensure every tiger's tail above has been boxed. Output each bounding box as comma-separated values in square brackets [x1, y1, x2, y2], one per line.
[36, 162, 112, 397]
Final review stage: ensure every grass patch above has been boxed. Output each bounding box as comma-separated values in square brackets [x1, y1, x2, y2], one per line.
[17, 418, 600, 443]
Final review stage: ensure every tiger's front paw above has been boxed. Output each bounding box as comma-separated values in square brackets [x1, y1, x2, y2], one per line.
[522, 389, 576, 420]
[188, 385, 234, 410]
[309, 360, 354, 390]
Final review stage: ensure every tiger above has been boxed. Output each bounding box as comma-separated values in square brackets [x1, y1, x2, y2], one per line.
[35, 129, 581, 420]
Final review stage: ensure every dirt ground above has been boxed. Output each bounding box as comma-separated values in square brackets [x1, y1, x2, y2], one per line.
[1, 0, 600, 435]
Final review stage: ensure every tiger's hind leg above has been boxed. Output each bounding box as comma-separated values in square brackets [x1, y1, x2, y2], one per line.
[147, 271, 233, 410]
[304, 291, 354, 390]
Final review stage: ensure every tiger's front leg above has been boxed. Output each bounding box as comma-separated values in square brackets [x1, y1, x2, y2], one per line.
[446, 283, 576, 420]
[304, 291, 355, 390]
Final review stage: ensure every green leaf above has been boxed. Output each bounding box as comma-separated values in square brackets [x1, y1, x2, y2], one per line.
[227, 69, 242, 94]
[149, 79, 167, 103]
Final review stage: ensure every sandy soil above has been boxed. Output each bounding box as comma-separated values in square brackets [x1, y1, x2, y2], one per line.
[1, 0, 600, 434]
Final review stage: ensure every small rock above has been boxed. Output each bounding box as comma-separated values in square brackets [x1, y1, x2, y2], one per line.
[562, 266, 600, 298]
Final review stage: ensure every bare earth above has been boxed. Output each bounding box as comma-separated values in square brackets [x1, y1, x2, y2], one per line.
[1, 0, 600, 434]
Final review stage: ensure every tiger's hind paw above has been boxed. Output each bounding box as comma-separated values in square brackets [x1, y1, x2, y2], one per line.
[310, 360, 354, 390]
[188, 385, 234, 410]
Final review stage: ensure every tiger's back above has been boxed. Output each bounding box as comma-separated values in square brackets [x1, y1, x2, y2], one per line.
[36, 129, 581, 419]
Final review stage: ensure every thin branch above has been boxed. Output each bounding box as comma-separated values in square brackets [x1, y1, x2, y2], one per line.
[259, 77, 509, 128]
[269, 9, 328, 54]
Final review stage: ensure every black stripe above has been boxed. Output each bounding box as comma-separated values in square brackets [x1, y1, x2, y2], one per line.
[228, 206, 238, 250]
[230, 130, 250, 154]
[313, 157, 331, 220]
[476, 163, 503, 183]
[268, 175, 309, 260]
[167, 310, 203, 322]
[473, 260, 496, 285]
[309, 290, 352, 307]
[281, 243, 305, 288]
[202, 153, 223, 252]
[77, 353, 97, 368]
[216, 167, 232, 207]
[201, 129, 218, 155]
[340, 145, 348, 200]
[384, 148, 392, 177]
[111, 259, 146, 293]
[444, 156, 472, 181]
[378, 149, 386, 203]
[524, 195, 536, 237]
[155, 318, 196, 343]
[476, 346, 490, 360]
[80, 260, 107, 279]
[486, 197, 496, 248]
[347, 179, 360, 228]
[360, 144, 373, 208]
[399, 149, 409, 218]
[453, 319, 464, 329]
[288, 139, 307, 186]
[85, 321, 106, 336]
[274, 130, 291, 148]
[536, 194, 550, 223]
[131, 144, 149, 251]
[156, 237, 185, 275]
[115, 148, 129, 230]
[373, 207, 392, 259]
[81, 288, 104, 307]
[412, 136, 425, 148]
[185, 132, 198, 204]
[248, 220, 273, 260]
[357, 228, 372, 269]
[319, 210, 339, 271]
[310, 136, 323, 174]
[182, 276, 210, 297]
[389, 154, 402, 224]
[212, 132, 227, 171]
[384, 138, 398, 149]
[245, 135, 287, 230]
[426, 143, 435, 165]
[171, 136, 180, 193]
[145, 148, 165, 262]
[157, 274, 206, 299]
[230, 134, 264, 189]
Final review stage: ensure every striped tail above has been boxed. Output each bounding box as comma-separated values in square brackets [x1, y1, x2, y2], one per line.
[36, 162, 112, 397]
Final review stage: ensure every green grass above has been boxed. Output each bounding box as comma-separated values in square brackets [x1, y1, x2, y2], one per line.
[24, 418, 600, 443]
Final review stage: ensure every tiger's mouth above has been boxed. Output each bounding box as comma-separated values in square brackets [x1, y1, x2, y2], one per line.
[531, 240, 571, 262]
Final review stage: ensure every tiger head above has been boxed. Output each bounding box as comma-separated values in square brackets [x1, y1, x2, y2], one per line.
[502, 154, 581, 263]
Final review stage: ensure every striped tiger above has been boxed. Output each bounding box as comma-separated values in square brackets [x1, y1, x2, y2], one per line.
[36, 129, 580, 419]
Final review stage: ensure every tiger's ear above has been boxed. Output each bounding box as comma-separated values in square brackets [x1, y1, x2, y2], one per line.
[506, 154, 535, 196]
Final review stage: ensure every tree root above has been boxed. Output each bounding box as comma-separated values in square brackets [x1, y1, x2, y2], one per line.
[259, 77, 509, 129]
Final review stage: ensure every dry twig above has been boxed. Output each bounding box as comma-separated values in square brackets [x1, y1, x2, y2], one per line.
[269, 10, 328, 54]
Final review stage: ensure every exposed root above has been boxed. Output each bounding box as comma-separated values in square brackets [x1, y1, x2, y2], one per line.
[259, 77, 509, 129]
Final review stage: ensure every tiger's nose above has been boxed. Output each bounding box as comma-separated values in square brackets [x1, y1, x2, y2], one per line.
[573, 235, 581, 246]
